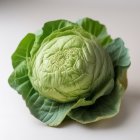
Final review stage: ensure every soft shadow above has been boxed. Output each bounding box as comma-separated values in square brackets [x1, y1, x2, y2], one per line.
[59, 89, 140, 129]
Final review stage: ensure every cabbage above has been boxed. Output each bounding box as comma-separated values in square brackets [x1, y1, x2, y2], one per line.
[8, 17, 130, 127]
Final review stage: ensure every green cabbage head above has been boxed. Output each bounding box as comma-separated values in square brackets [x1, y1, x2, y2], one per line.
[8, 17, 130, 127]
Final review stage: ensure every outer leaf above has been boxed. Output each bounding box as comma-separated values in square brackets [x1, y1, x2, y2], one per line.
[30, 20, 76, 56]
[8, 61, 76, 126]
[8, 61, 31, 96]
[72, 79, 114, 109]
[12, 33, 35, 68]
[106, 38, 131, 67]
[28, 94, 75, 126]
[77, 17, 112, 47]
[68, 67, 128, 124]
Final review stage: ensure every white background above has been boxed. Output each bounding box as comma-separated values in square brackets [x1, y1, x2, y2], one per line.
[0, 0, 140, 140]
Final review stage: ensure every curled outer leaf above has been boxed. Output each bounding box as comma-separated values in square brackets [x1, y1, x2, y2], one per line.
[77, 17, 112, 47]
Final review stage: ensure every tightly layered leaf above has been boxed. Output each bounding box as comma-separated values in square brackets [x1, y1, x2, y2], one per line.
[8, 17, 130, 126]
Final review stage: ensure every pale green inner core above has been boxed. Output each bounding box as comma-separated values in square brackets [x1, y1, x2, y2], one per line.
[44, 47, 80, 73]
[29, 34, 114, 103]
